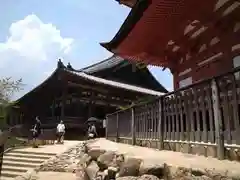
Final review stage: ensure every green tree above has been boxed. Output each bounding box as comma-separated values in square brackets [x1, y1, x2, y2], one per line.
[0, 77, 23, 105]
[0, 77, 24, 127]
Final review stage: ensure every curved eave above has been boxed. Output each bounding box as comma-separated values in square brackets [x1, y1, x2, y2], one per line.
[116, 0, 137, 8]
[13, 68, 60, 106]
[100, 0, 151, 52]
[14, 67, 165, 107]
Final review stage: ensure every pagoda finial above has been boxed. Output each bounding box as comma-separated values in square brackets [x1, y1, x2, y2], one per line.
[67, 62, 73, 70]
[57, 59, 64, 69]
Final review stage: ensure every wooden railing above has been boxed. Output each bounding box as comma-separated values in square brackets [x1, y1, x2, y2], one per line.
[106, 67, 240, 161]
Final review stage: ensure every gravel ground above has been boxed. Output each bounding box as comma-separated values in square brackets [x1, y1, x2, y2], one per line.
[37, 142, 86, 172]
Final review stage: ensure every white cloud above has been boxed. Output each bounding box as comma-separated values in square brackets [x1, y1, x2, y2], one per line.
[166, 87, 173, 92]
[0, 14, 74, 99]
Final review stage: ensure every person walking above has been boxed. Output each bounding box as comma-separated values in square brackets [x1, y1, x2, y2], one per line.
[31, 116, 42, 148]
[56, 120, 65, 144]
[87, 123, 97, 139]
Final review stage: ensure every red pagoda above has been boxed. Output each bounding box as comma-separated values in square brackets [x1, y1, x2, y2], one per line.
[101, 0, 240, 89]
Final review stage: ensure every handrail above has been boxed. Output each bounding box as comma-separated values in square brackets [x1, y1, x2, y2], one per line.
[107, 66, 240, 117]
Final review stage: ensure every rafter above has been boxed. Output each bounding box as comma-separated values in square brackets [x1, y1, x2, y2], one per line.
[164, 0, 239, 65]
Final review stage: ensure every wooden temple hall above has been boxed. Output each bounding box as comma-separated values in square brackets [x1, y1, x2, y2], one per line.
[101, 0, 240, 161]
[8, 56, 167, 133]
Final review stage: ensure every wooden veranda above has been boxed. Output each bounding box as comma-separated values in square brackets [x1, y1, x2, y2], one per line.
[106, 67, 240, 161]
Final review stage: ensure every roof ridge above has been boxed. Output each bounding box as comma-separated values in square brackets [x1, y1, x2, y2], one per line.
[79, 55, 124, 72]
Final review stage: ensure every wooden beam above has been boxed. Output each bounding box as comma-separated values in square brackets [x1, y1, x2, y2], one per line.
[66, 82, 138, 102]
[56, 91, 129, 107]
[61, 88, 67, 120]
[67, 81, 144, 100]
[51, 99, 55, 121]
[78, 94, 128, 106]
[55, 92, 131, 106]
[68, 81, 108, 94]
[77, 97, 127, 107]
[88, 92, 94, 117]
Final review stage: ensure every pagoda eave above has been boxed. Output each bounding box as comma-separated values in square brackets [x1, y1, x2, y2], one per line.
[115, 0, 137, 8]
[99, 42, 114, 53]
[102, 0, 219, 67]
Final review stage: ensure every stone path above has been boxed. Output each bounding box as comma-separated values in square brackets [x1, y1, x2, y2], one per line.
[1, 141, 80, 180]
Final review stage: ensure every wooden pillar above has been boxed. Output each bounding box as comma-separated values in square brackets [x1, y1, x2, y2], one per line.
[158, 97, 164, 150]
[131, 108, 136, 145]
[91, 93, 96, 117]
[211, 79, 225, 160]
[61, 90, 66, 121]
[88, 92, 95, 117]
[19, 113, 22, 124]
[105, 115, 109, 139]
[51, 99, 55, 122]
[116, 113, 119, 142]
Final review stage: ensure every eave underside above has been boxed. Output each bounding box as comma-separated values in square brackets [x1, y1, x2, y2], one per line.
[101, 0, 239, 69]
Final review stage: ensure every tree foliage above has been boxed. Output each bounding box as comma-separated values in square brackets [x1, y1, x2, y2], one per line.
[0, 77, 23, 105]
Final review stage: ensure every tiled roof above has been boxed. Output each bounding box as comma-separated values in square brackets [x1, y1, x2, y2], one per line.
[79, 55, 168, 93]
[15, 62, 165, 104]
[66, 69, 164, 96]
[80, 56, 125, 74]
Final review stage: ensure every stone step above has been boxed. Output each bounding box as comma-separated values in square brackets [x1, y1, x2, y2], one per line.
[2, 165, 28, 173]
[4, 152, 52, 159]
[1, 170, 23, 178]
[1, 150, 56, 179]
[3, 157, 45, 164]
[3, 160, 38, 168]
[0, 177, 16, 180]
[10, 150, 56, 156]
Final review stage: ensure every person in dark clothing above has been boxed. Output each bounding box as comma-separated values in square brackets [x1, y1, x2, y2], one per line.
[87, 123, 98, 139]
[31, 116, 42, 148]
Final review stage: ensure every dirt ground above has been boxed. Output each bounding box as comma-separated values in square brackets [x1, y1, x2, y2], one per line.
[88, 138, 240, 178]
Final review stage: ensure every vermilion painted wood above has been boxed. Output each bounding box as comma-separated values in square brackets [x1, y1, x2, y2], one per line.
[109, 0, 240, 89]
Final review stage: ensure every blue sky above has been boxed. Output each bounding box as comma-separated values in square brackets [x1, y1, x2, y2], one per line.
[0, 0, 173, 99]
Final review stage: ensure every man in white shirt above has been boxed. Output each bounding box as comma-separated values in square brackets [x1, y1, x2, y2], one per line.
[56, 120, 65, 144]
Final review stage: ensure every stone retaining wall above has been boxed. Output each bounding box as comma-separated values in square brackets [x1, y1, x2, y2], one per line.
[24, 139, 240, 180]
[115, 137, 240, 161]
